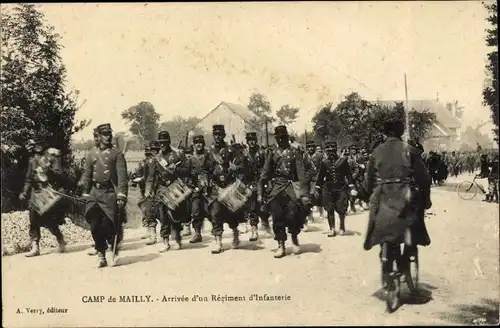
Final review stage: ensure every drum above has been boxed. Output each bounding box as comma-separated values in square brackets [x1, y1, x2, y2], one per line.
[156, 179, 192, 210]
[29, 186, 62, 216]
[217, 179, 252, 212]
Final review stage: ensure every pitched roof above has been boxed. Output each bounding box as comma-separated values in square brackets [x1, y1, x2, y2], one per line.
[374, 99, 462, 129]
[200, 101, 259, 123]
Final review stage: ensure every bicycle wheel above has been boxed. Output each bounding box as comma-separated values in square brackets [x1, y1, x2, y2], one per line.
[404, 249, 419, 293]
[457, 181, 477, 200]
[385, 272, 401, 313]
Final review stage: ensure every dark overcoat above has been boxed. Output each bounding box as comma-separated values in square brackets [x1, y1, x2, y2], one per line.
[363, 137, 431, 250]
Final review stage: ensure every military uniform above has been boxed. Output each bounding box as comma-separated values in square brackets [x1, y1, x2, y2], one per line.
[242, 132, 270, 241]
[81, 124, 128, 268]
[186, 135, 210, 243]
[145, 131, 190, 252]
[204, 125, 246, 254]
[363, 119, 431, 283]
[303, 141, 321, 228]
[133, 146, 151, 235]
[260, 125, 311, 258]
[314, 140, 355, 237]
[20, 136, 68, 257]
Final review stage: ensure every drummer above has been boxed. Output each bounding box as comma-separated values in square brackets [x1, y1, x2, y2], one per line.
[145, 131, 190, 252]
[205, 124, 246, 254]
[19, 135, 68, 257]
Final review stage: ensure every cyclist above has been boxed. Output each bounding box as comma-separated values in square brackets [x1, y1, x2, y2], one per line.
[363, 117, 432, 288]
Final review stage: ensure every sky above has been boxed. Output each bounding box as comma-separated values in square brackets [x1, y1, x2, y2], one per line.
[19, 1, 495, 140]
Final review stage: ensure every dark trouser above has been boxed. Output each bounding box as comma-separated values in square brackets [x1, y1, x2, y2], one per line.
[209, 200, 244, 236]
[191, 194, 207, 231]
[28, 209, 64, 242]
[323, 188, 348, 230]
[158, 204, 184, 241]
[87, 206, 122, 253]
[488, 177, 499, 201]
[246, 191, 263, 227]
[268, 192, 303, 242]
[140, 199, 159, 228]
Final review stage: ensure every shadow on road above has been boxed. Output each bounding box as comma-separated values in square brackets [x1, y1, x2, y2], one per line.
[120, 241, 146, 252]
[181, 243, 209, 250]
[304, 225, 323, 232]
[114, 253, 161, 267]
[298, 243, 322, 254]
[340, 230, 362, 236]
[236, 242, 266, 251]
[371, 282, 435, 309]
[63, 243, 94, 254]
[437, 298, 499, 325]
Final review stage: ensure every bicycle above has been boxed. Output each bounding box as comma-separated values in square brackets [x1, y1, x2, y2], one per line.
[381, 228, 419, 313]
[457, 175, 487, 200]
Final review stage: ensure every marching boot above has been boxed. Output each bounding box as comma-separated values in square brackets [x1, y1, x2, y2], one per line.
[327, 215, 336, 237]
[274, 241, 286, 258]
[25, 241, 40, 258]
[56, 235, 67, 253]
[182, 224, 192, 237]
[172, 233, 182, 251]
[338, 216, 346, 236]
[97, 251, 107, 268]
[232, 229, 240, 249]
[211, 235, 223, 254]
[159, 237, 171, 253]
[303, 221, 310, 232]
[291, 234, 301, 255]
[145, 227, 157, 245]
[249, 225, 258, 242]
[189, 227, 203, 244]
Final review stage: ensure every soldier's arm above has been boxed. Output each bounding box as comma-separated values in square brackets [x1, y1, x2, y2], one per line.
[116, 151, 129, 199]
[312, 161, 324, 190]
[175, 152, 190, 178]
[411, 149, 431, 198]
[21, 159, 34, 196]
[364, 155, 376, 196]
[81, 152, 94, 195]
[344, 160, 355, 186]
[259, 150, 273, 198]
[294, 149, 309, 197]
[145, 158, 156, 196]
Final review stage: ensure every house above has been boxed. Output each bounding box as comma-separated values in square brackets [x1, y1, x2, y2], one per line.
[374, 99, 462, 151]
[196, 102, 275, 145]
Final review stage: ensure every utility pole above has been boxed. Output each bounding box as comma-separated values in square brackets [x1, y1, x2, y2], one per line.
[403, 73, 410, 145]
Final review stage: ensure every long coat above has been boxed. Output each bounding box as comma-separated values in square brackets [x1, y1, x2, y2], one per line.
[363, 137, 431, 250]
[81, 146, 128, 223]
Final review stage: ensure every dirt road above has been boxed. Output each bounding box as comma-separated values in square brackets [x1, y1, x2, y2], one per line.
[3, 175, 499, 326]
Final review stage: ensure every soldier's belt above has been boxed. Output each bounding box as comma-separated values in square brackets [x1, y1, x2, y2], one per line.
[93, 182, 113, 189]
[375, 178, 413, 185]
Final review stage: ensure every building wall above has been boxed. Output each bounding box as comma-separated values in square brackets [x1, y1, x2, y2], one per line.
[197, 104, 249, 144]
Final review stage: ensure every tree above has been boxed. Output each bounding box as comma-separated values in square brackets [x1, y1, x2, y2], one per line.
[246, 92, 276, 132]
[276, 104, 300, 125]
[483, 2, 498, 146]
[121, 101, 161, 143]
[312, 93, 436, 150]
[1, 4, 89, 212]
[159, 116, 206, 148]
[445, 101, 464, 119]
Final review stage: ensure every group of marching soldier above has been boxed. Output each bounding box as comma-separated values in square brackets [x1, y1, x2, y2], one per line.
[17, 117, 497, 271]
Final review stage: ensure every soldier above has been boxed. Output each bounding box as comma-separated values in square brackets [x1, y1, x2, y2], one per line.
[313, 140, 356, 237]
[144, 131, 190, 252]
[205, 125, 246, 254]
[242, 131, 271, 242]
[81, 124, 129, 268]
[259, 125, 312, 258]
[363, 118, 432, 287]
[142, 140, 162, 245]
[186, 134, 210, 244]
[134, 145, 152, 239]
[487, 154, 499, 203]
[303, 140, 318, 230]
[181, 145, 194, 237]
[347, 146, 360, 213]
[19, 135, 68, 257]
